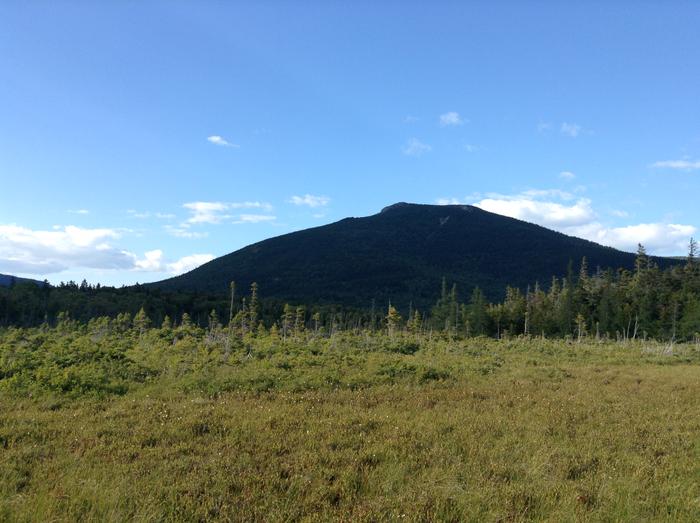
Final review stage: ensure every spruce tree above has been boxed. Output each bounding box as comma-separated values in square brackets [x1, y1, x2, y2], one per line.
[386, 304, 402, 337]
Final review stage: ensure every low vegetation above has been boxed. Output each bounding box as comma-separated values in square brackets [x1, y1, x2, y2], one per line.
[2, 319, 700, 521]
[2, 244, 700, 520]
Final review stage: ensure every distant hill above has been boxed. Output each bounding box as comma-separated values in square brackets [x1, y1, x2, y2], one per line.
[0, 273, 46, 287]
[152, 203, 679, 309]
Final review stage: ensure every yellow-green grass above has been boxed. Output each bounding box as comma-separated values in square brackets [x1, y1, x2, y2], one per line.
[2, 336, 700, 521]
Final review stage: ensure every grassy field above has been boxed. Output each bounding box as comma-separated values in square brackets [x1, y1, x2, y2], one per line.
[2, 328, 700, 521]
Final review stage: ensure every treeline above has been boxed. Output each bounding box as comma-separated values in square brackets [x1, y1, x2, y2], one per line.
[430, 243, 700, 342]
[2, 242, 700, 341]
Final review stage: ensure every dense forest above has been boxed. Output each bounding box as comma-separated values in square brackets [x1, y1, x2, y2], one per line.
[2, 241, 699, 342]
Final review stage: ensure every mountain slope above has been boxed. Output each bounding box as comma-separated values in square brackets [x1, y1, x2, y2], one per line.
[0, 273, 45, 287]
[152, 203, 675, 308]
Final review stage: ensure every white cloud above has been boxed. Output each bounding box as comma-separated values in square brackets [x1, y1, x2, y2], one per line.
[166, 254, 215, 274]
[435, 197, 465, 206]
[134, 250, 165, 272]
[464, 144, 479, 153]
[560, 122, 581, 138]
[134, 250, 214, 275]
[289, 194, 330, 208]
[403, 115, 419, 123]
[474, 195, 595, 229]
[402, 138, 432, 156]
[437, 189, 696, 255]
[183, 202, 232, 224]
[233, 214, 276, 224]
[0, 223, 216, 276]
[651, 159, 700, 171]
[207, 135, 239, 148]
[68, 209, 89, 215]
[559, 171, 576, 180]
[537, 122, 552, 132]
[0, 224, 131, 274]
[586, 223, 695, 254]
[439, 112, 464, 127]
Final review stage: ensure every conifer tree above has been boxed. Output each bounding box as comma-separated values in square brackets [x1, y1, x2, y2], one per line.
[248, 282, 259, 327]
[282, 304, 293, 340]
[468, 287, 488, 336]
[294, 306, 306, 336]
[386, 304, 402, 337]
[133, 307, 151, 336]
[208, 309, 221, 336]
[228, 281, 236, 326]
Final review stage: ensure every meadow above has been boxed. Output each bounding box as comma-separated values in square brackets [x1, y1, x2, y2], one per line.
[1, 322, 700, 521]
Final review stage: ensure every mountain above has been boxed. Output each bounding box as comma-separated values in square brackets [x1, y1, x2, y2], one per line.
[152, 203, 677, 309]
[0, 273, 46, 287]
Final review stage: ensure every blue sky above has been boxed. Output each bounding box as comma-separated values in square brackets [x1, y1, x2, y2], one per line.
[1, 2, 699, 286]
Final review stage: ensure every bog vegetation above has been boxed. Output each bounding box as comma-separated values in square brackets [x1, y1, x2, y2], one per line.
[2, 242, 700, 520]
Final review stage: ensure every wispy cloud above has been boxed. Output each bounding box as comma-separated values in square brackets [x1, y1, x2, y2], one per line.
[128, 210, 176, 220]
[403, 115, 419, 123]
[435, 197, 466, 206]
[164, 225, 208, 239]
[439, 111, 465, 127]
[464, 144, 480, 153]
[67, 209, 89, 215]
[289, 194, 330, 208]
[560, 122, 582, 138]
[559, 171, 576, 180]
[610, 209, 629, 218]
[233, 214, 276, 224]
[402, 138, 432, 157]
[182, 201, 272, 225]
[651, 159, 700, 171]
[207, 135, 239, 148]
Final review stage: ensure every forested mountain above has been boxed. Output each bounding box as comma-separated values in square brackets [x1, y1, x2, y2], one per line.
[0, 273, 44, 287]
[152, 202, 676, 309]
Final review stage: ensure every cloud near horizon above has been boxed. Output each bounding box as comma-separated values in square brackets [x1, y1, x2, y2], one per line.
[437, 190, 696, 255]
[0, 224, 213, 276]
[134, 250, 214, 274]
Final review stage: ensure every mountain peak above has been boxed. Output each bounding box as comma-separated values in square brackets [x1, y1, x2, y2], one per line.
[379, 201, 475, 214]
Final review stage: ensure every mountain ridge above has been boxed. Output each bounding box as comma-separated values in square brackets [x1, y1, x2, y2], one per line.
[0, 273, 45, 288]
